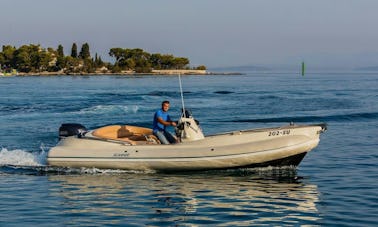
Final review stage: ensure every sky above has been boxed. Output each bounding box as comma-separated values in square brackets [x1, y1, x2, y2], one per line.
[1, 0, 378, 70]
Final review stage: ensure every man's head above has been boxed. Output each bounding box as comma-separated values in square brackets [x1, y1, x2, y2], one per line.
[161, 100, 170, 112]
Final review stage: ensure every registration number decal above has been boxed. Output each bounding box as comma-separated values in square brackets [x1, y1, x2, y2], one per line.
[268, 129, 290, 136]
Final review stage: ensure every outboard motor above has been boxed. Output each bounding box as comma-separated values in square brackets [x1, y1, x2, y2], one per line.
[59, 123, 87, 138]
[176, 109, 205, 142]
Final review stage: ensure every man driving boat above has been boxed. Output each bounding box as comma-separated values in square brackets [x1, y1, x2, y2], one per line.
[153, 100, 177, 144]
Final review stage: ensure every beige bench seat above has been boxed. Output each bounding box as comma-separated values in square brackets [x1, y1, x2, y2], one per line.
[92, 125, 160, 145]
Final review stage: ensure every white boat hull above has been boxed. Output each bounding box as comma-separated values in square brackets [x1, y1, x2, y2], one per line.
[48, 123, 326, 171]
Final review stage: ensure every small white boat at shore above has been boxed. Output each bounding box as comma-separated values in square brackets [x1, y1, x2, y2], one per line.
[47, 111, 326, 171]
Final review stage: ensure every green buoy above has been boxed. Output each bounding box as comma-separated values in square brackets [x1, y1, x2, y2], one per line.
[301, 61, 305, 76]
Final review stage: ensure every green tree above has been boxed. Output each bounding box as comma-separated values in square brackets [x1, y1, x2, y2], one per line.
[172, 57, 189, 69]
[94, 53, 98, 68]
[77, 43, 92, 73]
[64, 56, 80, 73]
[110, 64, 121, 73]
[79, 43, 91, 59]
[0, 53, 3, 67]
[97, 56, 104, 67]
[38, 49, 53, 72]
[109, 48, 124, 66]
[150, 53, 163, 69]
[126, 48, 151, 72]
[82, 58, 94, 73]
[125, 58, 136, 70]
[109, 48, 150, 71]
[71, 43, 78, 58]
[56, 44, 65, 70]
[13, 44, 54, 72]
[93, 53, 105, 68]
[196, 65, 207, 70]
[0, 45, 16, 69]
[57, 45, 64, 58]
[14, 44, 35, 72]
[108, 48, 201, 72]
[160, 54, 175, 69]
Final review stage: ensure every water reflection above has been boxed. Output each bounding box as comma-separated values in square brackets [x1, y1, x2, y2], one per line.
[48, 169, 321, 226]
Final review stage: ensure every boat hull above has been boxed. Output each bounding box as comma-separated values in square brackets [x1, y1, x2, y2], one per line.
[48, 123, 326, 171]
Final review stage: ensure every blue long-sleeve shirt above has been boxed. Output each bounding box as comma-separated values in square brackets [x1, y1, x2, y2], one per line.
[153, 109, 171, 132]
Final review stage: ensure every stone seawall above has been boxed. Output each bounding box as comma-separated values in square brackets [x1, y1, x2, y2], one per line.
[151, 69, 207, 75]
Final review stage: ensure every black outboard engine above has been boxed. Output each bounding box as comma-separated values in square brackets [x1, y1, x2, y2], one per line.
[182, 108, 192, 118]
[59, 123, 87, 138]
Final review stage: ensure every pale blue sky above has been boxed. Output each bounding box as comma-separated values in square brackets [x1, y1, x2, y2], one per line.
[1, 0, 378, 69]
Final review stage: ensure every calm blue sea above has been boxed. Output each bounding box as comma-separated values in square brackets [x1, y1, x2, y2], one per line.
[0, 72, 377, 226]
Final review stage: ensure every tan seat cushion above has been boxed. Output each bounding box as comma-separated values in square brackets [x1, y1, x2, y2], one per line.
[92, 125, 157, 144]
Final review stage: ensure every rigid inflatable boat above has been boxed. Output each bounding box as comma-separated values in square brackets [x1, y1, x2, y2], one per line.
[48, 110, 326, 171]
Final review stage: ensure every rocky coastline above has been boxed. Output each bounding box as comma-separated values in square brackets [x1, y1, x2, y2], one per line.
[13, 69, 242, 76]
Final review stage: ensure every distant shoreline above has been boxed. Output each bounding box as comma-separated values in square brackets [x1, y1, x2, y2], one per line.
[14, 69, 243, 76]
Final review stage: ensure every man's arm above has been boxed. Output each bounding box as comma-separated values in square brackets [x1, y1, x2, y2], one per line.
[157, 117, 177, 126]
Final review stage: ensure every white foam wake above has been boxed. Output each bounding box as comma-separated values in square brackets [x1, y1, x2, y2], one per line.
[0, 147, 47, 167]
[78, 105, 139, 114]
[0, 147, 154, 174]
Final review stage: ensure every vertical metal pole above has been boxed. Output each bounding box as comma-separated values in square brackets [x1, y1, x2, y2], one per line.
[178, 73, 186, 117]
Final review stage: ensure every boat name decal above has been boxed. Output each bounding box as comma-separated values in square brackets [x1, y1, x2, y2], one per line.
[268, 129, 290, 137]
[113, 153, 130, 157]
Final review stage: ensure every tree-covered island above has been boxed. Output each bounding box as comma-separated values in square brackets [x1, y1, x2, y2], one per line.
[0, 43, 207, 75]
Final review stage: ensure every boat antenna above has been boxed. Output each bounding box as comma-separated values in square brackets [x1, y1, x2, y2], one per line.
[178, 73, 186, 118]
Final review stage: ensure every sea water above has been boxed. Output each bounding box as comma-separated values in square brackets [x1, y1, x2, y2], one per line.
[0, 73, 377, 226]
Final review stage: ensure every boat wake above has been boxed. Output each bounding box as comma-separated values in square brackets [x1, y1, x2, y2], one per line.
[78, 104, 140, 115]
[0, 147, 47, 167]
